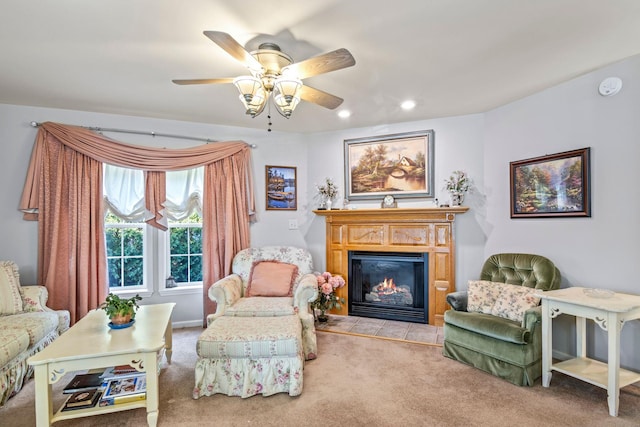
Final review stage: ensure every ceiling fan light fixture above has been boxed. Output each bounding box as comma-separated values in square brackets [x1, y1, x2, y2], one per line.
[274, 93, 300, 118]
[239, 87, 267, 117]
[233, 76, 262, 103]
[274, 77, 302, 104]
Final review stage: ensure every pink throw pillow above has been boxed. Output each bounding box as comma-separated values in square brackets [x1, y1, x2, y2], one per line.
[246, 261, 298, 297]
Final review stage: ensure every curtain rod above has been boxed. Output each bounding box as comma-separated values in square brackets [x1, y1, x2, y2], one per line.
[29, 121, 257, 148]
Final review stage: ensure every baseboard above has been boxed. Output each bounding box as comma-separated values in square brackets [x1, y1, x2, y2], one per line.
[172, 320, 203, 329]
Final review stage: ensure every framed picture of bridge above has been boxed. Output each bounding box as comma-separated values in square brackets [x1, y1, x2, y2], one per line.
[266, 165, 297, 210]
[510, 147, 591, 218]
[344, 130, 434, 201]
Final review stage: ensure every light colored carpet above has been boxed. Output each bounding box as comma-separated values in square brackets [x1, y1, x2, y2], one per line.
[1, 327, 639, 426]
[314, 315, 443, 345]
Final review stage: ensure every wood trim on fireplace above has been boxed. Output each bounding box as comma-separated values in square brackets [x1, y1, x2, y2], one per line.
[313, 207, 469, 326]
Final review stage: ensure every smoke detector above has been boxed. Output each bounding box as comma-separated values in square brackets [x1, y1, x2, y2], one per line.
[598, 77, 622, 96]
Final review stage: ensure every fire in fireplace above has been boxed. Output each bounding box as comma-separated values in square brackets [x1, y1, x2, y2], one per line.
[349, 251, 428, 323]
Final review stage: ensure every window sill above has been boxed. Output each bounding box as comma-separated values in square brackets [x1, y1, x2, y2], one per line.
[158, 285, 202, 297]
[111, 289, 154, 299]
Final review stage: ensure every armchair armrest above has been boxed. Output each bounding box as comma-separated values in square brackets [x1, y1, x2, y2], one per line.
[21, 285, 71, 334]
[207, 274, 243, 319]
[521, 305, 542, 330]
[294, 273, 319, 319]
[20, 285, 49, 312]
[446, 291, 468, 312]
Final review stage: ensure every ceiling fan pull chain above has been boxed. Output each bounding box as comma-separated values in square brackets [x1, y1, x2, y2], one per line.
[267, 102, 272, 132]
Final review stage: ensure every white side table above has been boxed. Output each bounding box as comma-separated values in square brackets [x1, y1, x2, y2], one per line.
[539, 287, 640, 416]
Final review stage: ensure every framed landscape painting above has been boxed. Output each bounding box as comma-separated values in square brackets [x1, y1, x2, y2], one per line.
[344, 130, 434, 201]
[266, 165, 297, 210]
[510, 147, 590, 218]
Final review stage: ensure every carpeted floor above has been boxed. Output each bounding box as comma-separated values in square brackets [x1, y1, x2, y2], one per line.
[1, 326, 639, 426]
[315, 315, 443, 345]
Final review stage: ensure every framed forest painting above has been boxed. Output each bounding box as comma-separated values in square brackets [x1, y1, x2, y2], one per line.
[510, 148, 590, 218]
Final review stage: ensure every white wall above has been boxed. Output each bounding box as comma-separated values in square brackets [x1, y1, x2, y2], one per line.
[484, 54, 640, 371]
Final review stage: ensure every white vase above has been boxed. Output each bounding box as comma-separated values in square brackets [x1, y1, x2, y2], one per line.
[450, 193, 464, 206]
[326, 199, 333, 210]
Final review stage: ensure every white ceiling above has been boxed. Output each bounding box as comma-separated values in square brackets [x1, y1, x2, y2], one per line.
[2, 0, 640, 134]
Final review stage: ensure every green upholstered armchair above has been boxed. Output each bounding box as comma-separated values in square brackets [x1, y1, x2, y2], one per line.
[443, 253, 561, 386]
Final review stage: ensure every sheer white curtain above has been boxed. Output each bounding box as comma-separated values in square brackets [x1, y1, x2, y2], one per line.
[165, 167, 203, 220]
[103, 164, 146, 221]
[103, 164, 203, 222]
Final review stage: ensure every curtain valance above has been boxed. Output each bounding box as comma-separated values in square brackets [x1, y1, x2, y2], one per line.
[20, 121, 255, 221]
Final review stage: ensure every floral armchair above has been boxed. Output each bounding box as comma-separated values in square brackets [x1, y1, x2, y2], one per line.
[207, 246, 319, 360]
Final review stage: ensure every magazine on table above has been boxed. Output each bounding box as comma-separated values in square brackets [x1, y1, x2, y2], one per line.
[103, 376, 146, 398]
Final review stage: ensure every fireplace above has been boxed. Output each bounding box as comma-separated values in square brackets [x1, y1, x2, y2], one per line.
[348, 251, 428, 323]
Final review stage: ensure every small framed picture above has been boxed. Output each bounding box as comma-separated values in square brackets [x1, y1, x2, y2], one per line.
[510, 147, 590, 218]
[266, 165, 297, 210]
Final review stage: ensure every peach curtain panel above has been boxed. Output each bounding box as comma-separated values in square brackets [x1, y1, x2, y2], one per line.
[20, 122, 255, 324]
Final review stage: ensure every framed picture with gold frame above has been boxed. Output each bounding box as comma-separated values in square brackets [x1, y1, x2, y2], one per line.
[266, 165, 297, 210]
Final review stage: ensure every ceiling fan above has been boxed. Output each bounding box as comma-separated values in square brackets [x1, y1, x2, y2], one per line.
[172, 31, 356, 122]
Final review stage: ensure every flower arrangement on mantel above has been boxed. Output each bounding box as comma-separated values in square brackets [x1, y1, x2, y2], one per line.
[312, 272, 346, 322]
[315, 178, 339, 209]
[443, 170, 472, 206]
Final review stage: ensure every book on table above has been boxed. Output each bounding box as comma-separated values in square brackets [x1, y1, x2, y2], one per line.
[62, 372, 104, 394]
[99, 391, 146, 406]
[100, 365, 144, 381]
[61, 388, 102, 411]
[102, 376, 146, 399]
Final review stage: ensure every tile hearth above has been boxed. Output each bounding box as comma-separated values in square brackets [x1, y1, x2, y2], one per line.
[315, 315, 443, 346]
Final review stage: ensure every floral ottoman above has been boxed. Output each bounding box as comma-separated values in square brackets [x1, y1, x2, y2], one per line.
[194, 315, 304, 399]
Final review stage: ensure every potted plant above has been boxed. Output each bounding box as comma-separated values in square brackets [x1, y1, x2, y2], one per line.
[100, 293, 142, 326]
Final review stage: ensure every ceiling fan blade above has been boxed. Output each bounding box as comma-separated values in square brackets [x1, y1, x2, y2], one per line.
[203, 31, 263, 71]
[172, 78, 235, 85]
[283, 48, 355, 80]
[299, 85, 344, 110]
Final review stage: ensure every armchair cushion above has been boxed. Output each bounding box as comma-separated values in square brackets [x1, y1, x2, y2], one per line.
[491, 284, 541, 322]
[0, 261, 23, 315]
[467, 280, 501, 314]
[246, 261, 298, 297]
[444, 310, 530, 345]
[467, 280, 541, 322]
[226, 297, 295, 317]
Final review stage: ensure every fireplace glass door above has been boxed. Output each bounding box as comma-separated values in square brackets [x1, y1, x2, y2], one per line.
[349, 251, 428, 323]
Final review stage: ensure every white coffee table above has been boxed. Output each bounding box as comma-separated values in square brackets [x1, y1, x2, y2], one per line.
[28, 302, 175, 426]
[539, 287, 640, 416]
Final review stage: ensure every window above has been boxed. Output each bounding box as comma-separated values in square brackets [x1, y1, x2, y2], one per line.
[103, 165, 204, 296]
[105, 213, 146, 289]
[167, 212, 203, 287]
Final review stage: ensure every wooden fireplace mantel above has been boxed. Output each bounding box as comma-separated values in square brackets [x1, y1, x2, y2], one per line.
[314, 207, 468, 326]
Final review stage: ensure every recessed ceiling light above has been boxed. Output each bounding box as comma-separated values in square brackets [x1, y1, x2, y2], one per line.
[338, 110, 351, 119]
[401, 100, 416, 110]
